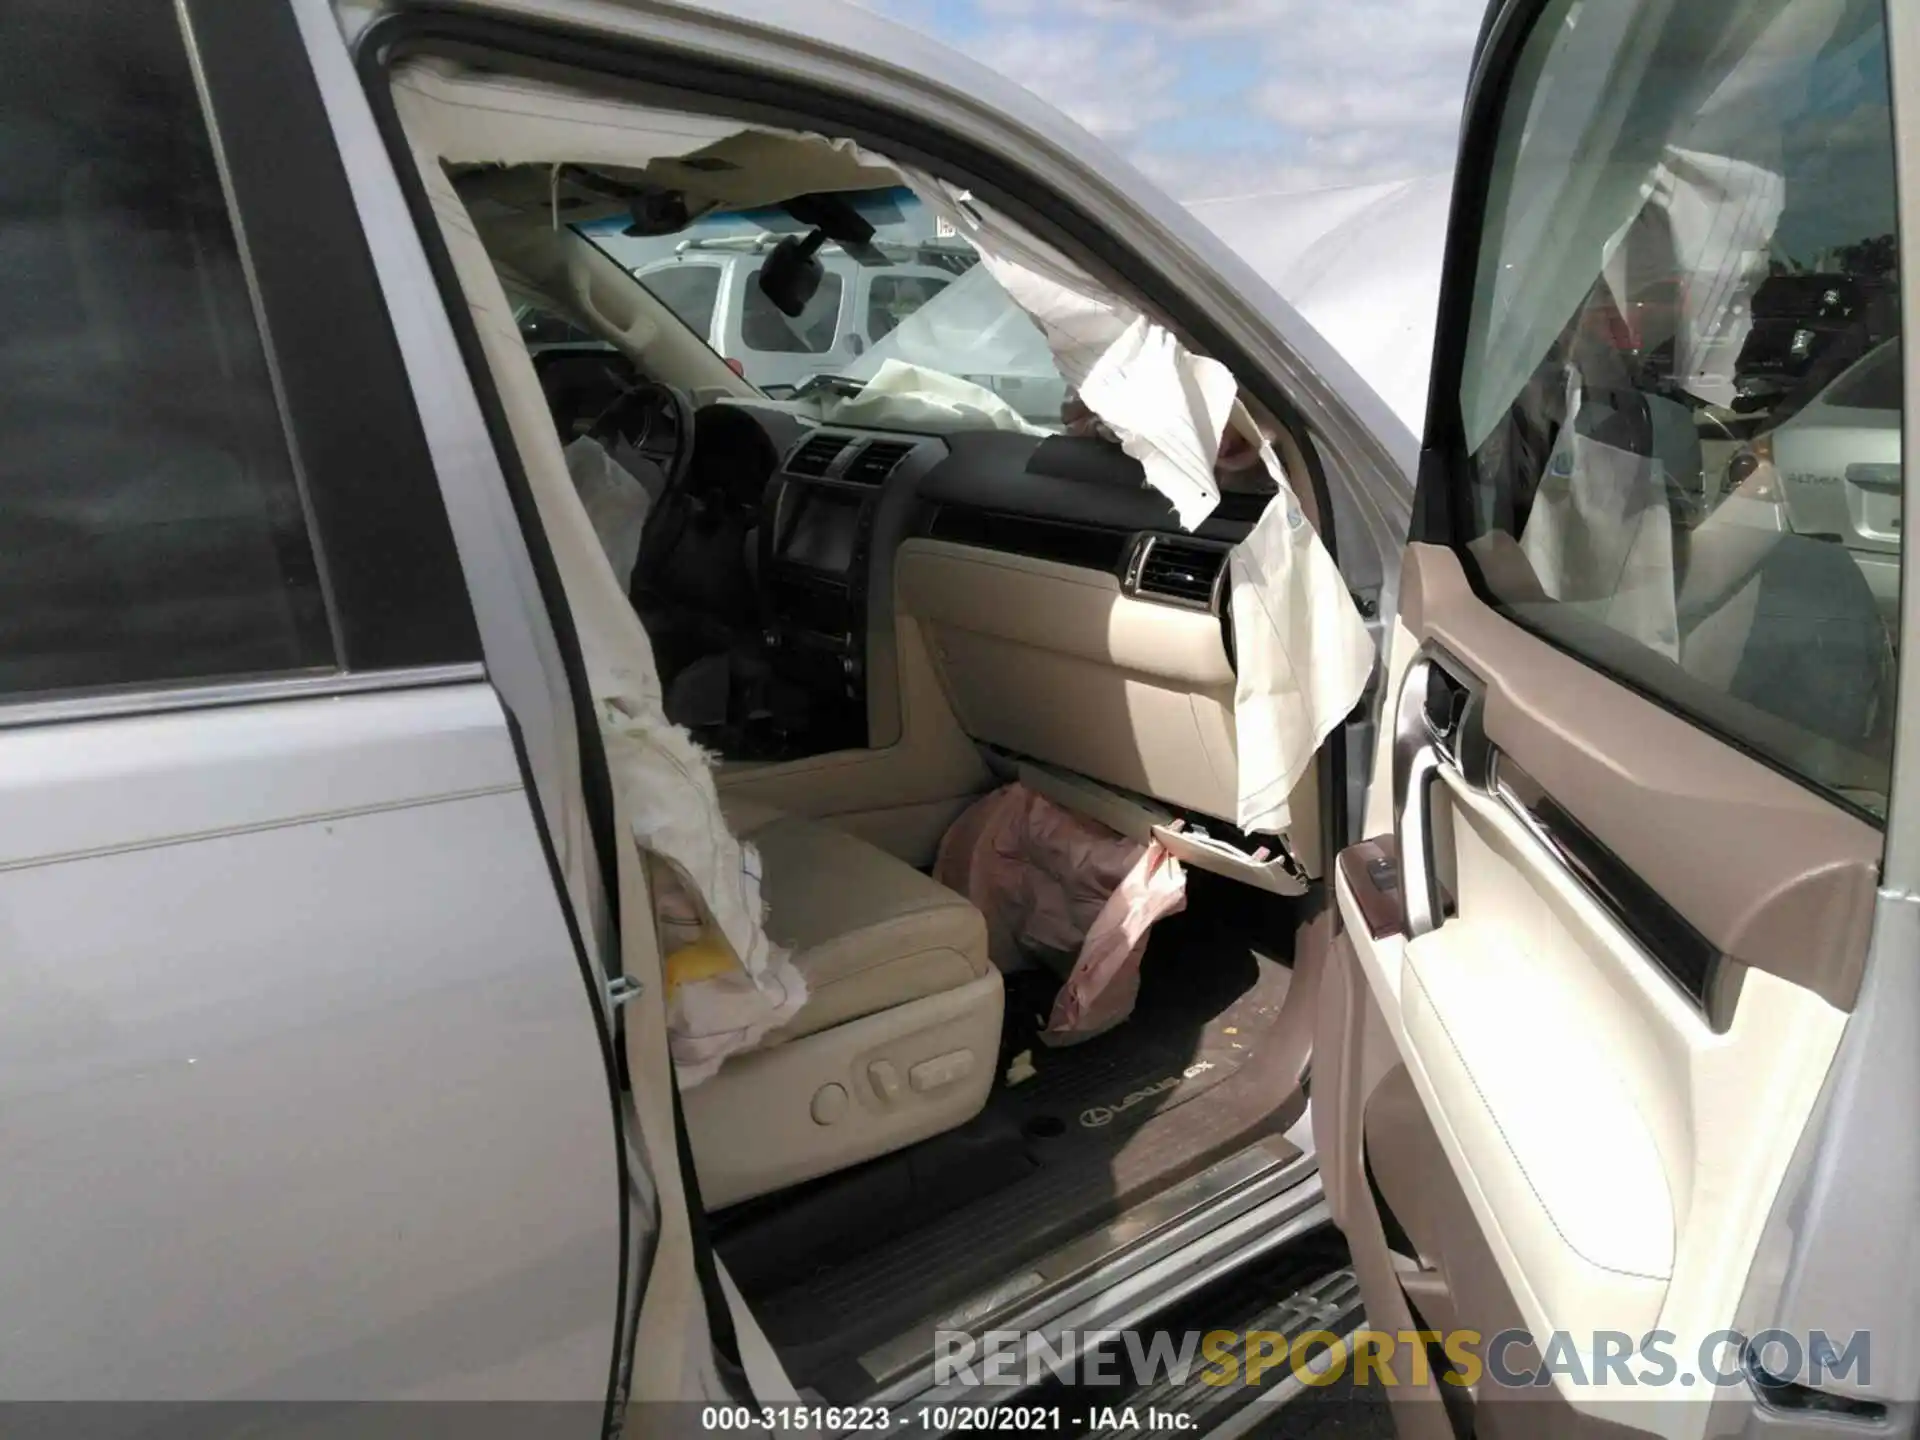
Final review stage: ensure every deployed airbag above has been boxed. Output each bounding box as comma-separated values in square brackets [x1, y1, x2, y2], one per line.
[1230, 428, 1378, 836]
[411, 145, 805, 1088]
[934, 783, 1187, 1042]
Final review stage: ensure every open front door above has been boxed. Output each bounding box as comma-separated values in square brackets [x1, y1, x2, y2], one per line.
[1320, 1, 1907, 1437]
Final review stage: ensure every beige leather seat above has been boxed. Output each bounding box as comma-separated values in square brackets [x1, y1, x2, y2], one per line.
[684, 799, 1004, 1208]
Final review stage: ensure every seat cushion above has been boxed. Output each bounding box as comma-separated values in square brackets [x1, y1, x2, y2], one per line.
[729, 802, 991, 1041]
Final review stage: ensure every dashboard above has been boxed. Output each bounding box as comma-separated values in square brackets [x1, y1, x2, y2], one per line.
[730, 407, 1269, 777]
[532, 343, 1275, 813]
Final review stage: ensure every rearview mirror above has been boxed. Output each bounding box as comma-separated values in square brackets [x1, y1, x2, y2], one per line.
[759, 231, 827, 318]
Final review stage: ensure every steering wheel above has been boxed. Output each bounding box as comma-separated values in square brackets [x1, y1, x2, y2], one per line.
[589, 378, 697, 496]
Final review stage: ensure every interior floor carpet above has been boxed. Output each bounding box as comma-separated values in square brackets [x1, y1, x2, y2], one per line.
[717, 884, 1307, 1399]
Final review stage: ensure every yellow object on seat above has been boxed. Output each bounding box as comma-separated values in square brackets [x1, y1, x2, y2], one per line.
[665, 934, 741, 995]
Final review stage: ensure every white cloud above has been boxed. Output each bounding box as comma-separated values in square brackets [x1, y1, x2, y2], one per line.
[960, 22, 1182, 144]
[931, 0, 1486, 194]
[1241, 0, 1481, 186]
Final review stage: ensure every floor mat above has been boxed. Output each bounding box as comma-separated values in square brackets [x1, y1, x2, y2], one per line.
[723, 892, 1302, 1398]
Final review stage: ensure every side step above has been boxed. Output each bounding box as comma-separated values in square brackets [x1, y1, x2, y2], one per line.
[1006, 1251, 1371, 1439]
[1107, 1269, 1368, 1438]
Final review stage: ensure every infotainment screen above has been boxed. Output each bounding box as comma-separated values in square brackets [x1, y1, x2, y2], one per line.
[778, 489, 862, 574]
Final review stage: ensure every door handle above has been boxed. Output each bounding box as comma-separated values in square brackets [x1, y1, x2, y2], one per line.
[1393, 657, 1447, 939]
[1392, 649, 1487, 940]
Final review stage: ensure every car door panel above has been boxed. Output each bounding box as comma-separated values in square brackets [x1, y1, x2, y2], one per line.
[1327, 542, 1872, 1434]
[1398, 544, 1881, 1012]
[0, 685, 623, 1404]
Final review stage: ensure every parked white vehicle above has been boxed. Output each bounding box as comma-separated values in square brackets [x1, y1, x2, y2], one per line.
[635, 234, 1067, 423]
[1766, 341, 1902, 628]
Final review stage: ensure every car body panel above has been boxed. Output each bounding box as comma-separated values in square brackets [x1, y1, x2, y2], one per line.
[0, 683, 622, 1404]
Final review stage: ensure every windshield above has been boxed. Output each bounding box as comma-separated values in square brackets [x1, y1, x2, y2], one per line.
[575, 188, 1069, 434]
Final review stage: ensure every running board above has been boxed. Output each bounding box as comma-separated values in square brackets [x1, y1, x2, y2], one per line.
[860, 1132, 1317, 1400]
[1106, 1268, 1365, 1438]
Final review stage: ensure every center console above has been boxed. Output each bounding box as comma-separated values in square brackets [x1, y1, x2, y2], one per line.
[758, 431, 928, 749]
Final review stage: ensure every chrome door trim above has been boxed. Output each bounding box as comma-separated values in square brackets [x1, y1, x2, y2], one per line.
[1392, 654, 1447, 939]
[1492, 755, 1737, 1029]
[0, 663, 487, 732]
[879, 1164, 1332, 1418]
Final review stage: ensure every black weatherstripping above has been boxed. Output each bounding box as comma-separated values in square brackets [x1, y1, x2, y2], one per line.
[1412, 0, 1552, 546]
[181, 0, 479, 672]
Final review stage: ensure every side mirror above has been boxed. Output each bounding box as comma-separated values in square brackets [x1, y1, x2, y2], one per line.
[758, 231, 827, 318]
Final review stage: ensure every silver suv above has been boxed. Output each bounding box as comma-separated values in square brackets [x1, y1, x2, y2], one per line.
[3, 0, 1913, 1436]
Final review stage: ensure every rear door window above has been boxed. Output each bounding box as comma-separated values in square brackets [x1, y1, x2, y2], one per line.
[0, 0, 336, 700]
[867, 273, 951, 341]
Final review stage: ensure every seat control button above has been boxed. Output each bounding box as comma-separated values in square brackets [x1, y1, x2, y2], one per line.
[909, 1049, 975, 1093]
[868, 1060, 902, 1101]
[810, 1083, 850, 1125]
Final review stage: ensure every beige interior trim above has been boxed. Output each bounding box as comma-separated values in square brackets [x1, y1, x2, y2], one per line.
[1363, 1068, 1668, 1440]
[1402, 543, 1880, 1011]
[1312, 934, 1455, 1440]
[902, 539, 1235, 687]
[716, 616, 990, 866]
[898, 537, 1242, 822]
[1363, 617, 1419, 841]
[1337, 625, 1856, 1431]
[685, 971, 1003, 1208]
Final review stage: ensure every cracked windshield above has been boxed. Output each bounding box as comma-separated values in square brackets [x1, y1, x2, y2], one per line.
[576, 187, 1069, 434]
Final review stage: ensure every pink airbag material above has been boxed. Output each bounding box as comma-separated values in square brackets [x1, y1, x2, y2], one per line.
[935, 783, 1186, 1042]
[1044, 841, 1187, 1045]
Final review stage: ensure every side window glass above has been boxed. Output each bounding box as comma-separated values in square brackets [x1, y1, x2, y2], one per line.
[638, 264, 722, 338]
[740, 269, 845, 354]
[0, 1, 334, 701]
[1458, 0, 1902, 818]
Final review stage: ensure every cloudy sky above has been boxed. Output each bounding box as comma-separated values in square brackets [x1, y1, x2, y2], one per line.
[861, 0, 1489, 200]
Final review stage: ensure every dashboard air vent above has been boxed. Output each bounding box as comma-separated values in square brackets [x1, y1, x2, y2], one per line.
[842, 439, 918, 486]
[1129, 536, 1228, 610]
[786, 432, 851, 477]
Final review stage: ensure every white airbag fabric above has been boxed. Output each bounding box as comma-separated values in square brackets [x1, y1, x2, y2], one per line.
[810, 358, 1042, 436]
[416, 148, 805, 1087]
[1520, 372, 1681, 657]
[887, 172, 1374, 833]
[1230, 442, 1377, 835]
[563, 435, 655, 590]
[893, 172, 1232, 531]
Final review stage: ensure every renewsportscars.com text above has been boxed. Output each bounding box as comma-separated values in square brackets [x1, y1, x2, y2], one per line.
[935, 1326, 1869, 1391]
